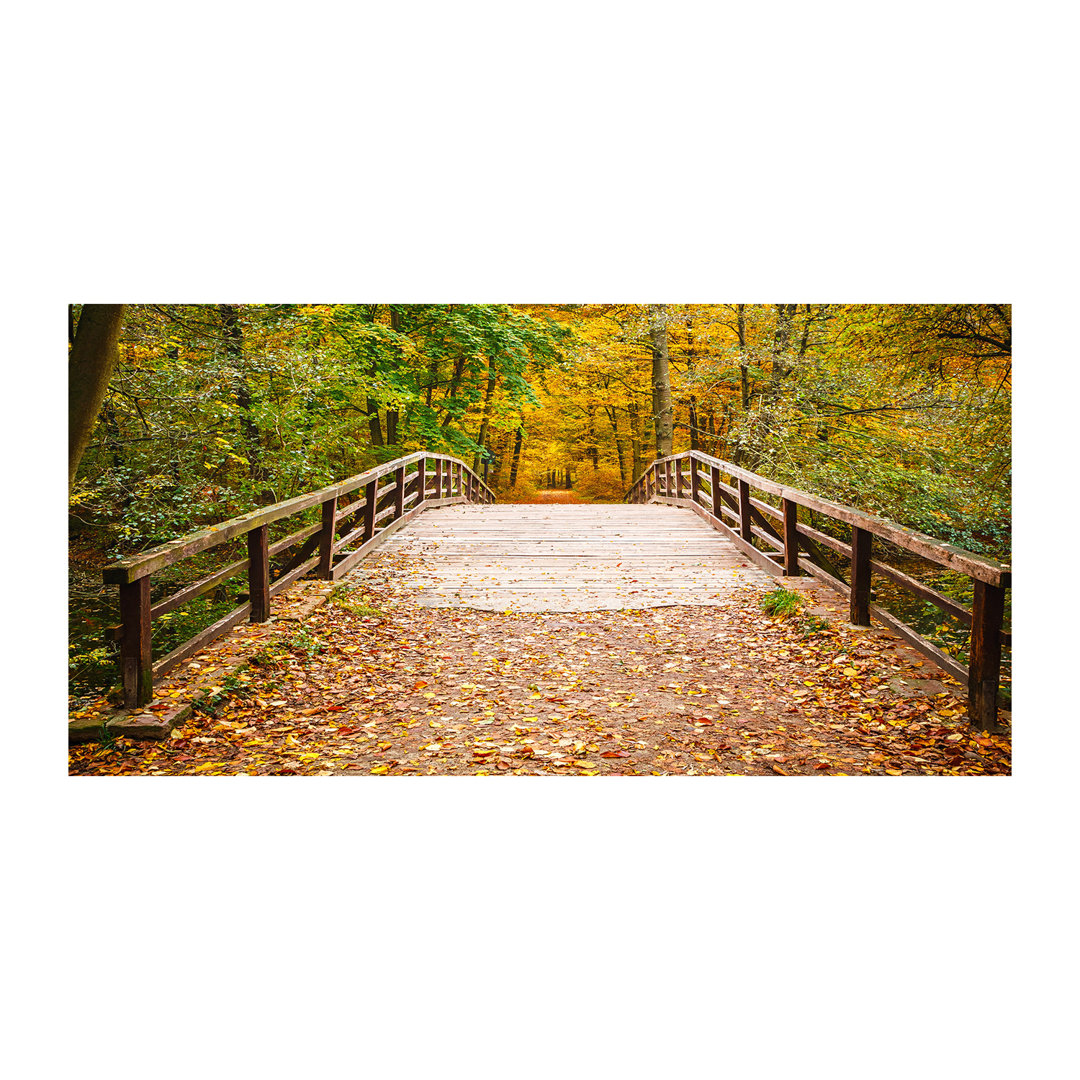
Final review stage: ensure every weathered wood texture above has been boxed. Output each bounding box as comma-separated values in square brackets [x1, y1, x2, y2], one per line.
[356, 504, 774, 612]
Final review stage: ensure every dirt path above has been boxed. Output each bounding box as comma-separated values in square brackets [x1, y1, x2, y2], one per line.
[69, 560, 1010, 776]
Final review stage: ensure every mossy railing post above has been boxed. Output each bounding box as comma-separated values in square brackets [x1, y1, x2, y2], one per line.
[969, 580, 1006, 731]
[119, 577, 152, 707]
[849, 526, 872, 626]
[248, 525, 270, 622]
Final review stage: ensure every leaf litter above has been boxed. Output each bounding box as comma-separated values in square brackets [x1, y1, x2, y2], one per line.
[69, 570, 1011, 777]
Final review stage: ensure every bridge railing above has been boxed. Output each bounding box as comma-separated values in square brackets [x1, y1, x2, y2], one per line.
[627, 449, 1010, 732]
[103, 452, 494, 708]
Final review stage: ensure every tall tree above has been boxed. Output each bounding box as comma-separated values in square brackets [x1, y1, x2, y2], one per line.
[69, 304, 126, 486]
[649, 304, 673, 459]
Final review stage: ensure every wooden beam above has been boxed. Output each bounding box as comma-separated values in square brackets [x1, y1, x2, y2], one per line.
[248, 525, 270, 622]
[783, 498, 800, 576]
[850, 526, 871, 626]
[969, 580, 1005, 732]
[318, 497, 337, 579]
[119, 576, 152, 707]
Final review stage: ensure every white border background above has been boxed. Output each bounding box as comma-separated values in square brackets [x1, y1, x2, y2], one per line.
[6, 2, 1074, 1077]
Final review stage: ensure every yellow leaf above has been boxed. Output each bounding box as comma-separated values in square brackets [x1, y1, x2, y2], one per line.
[371, 764, 390, 775]
[884, 768, 903, 776]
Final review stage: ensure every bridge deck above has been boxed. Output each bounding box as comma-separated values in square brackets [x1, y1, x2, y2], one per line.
[350, 503, 775, 611]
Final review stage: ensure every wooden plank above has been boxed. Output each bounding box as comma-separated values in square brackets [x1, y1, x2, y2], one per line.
[120, 576, 152, 707]
[796, 521, 853, 559]
[148, 557, 250, 622]
[268, 521, 323, 558]
[335, 494, 366, 522]
[870, 558, 972, 625]
[750, 495, 784, 523]
[152, 603, 252, 679]
[868, 604, 969, 686]
[969, 580, 1005, 731]
[248, 524, 270, 622]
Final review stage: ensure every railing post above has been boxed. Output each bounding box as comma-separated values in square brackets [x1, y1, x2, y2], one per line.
[849, 526, 871, 626]
[675, 457, 685, 500]
[738, 479, 752, 542]
[362, 477, 378, 541]
[664, 461, 672, 499]
[318, 496, 337, 578]
[119, 576, 152, 707]
[394, 463, 406, 520]
[433, 458, 442, 501]
[969, 580, 1005, 732]
[416, 458, 426, 508]
[710, 465, 722, 520]
[689, 456, 700, 506]
[782, 498, 801, 576]
[248, 524, 270, 622]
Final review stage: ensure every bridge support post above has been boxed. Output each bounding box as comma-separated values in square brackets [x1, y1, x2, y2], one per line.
[850, 526, 871, 625]
[710, 465, 722, 520]
[393, 463, 406, 520]
[969, 580, 1005, 732]
[248, 524, 270, 622]
[433, 458, 442, 502]
[664, 461, 672, 500]
[738, 479, 752, 542]
[119, 576, 153, 707]
[362, 477, 378, 541]
[783, 498, 801, 576]
[416, 458, 426, 508]
[318, 497, 337, 578]
[690, 458, 700, 506]
[675, 460, 684, 500]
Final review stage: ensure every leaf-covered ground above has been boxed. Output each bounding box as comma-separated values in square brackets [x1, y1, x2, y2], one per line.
[69, 571, 1010, 777]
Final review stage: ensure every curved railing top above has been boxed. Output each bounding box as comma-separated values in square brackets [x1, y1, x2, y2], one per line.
[629, 449, 1009, 587]
[104, 452, 493, 584]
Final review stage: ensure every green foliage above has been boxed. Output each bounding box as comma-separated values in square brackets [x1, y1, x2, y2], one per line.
[761, 586, 805, 619]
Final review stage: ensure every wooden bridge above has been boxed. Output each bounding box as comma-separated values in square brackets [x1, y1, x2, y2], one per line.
[94, 449, 1011, 734]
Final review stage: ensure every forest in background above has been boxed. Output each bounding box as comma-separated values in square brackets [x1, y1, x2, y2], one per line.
[68, 303, 1011, 697]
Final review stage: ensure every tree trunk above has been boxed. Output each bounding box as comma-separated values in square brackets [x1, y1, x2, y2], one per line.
[737, 304, 750, 410]
[769, 302, 797, 397]
[69, 304, 126, 487]
[473, 357, 498, 472]
[218, 304, 266, 488]
[649, 303, 673, 459]
[627, 396, 644, 480]
[509, 427, 523, 487]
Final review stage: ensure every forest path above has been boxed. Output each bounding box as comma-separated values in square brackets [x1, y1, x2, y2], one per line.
[347, 503, 774, 612]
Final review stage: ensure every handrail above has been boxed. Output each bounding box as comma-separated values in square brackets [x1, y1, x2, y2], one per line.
[104, 453, 494, 707]
[627, 449, 1010, 732]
